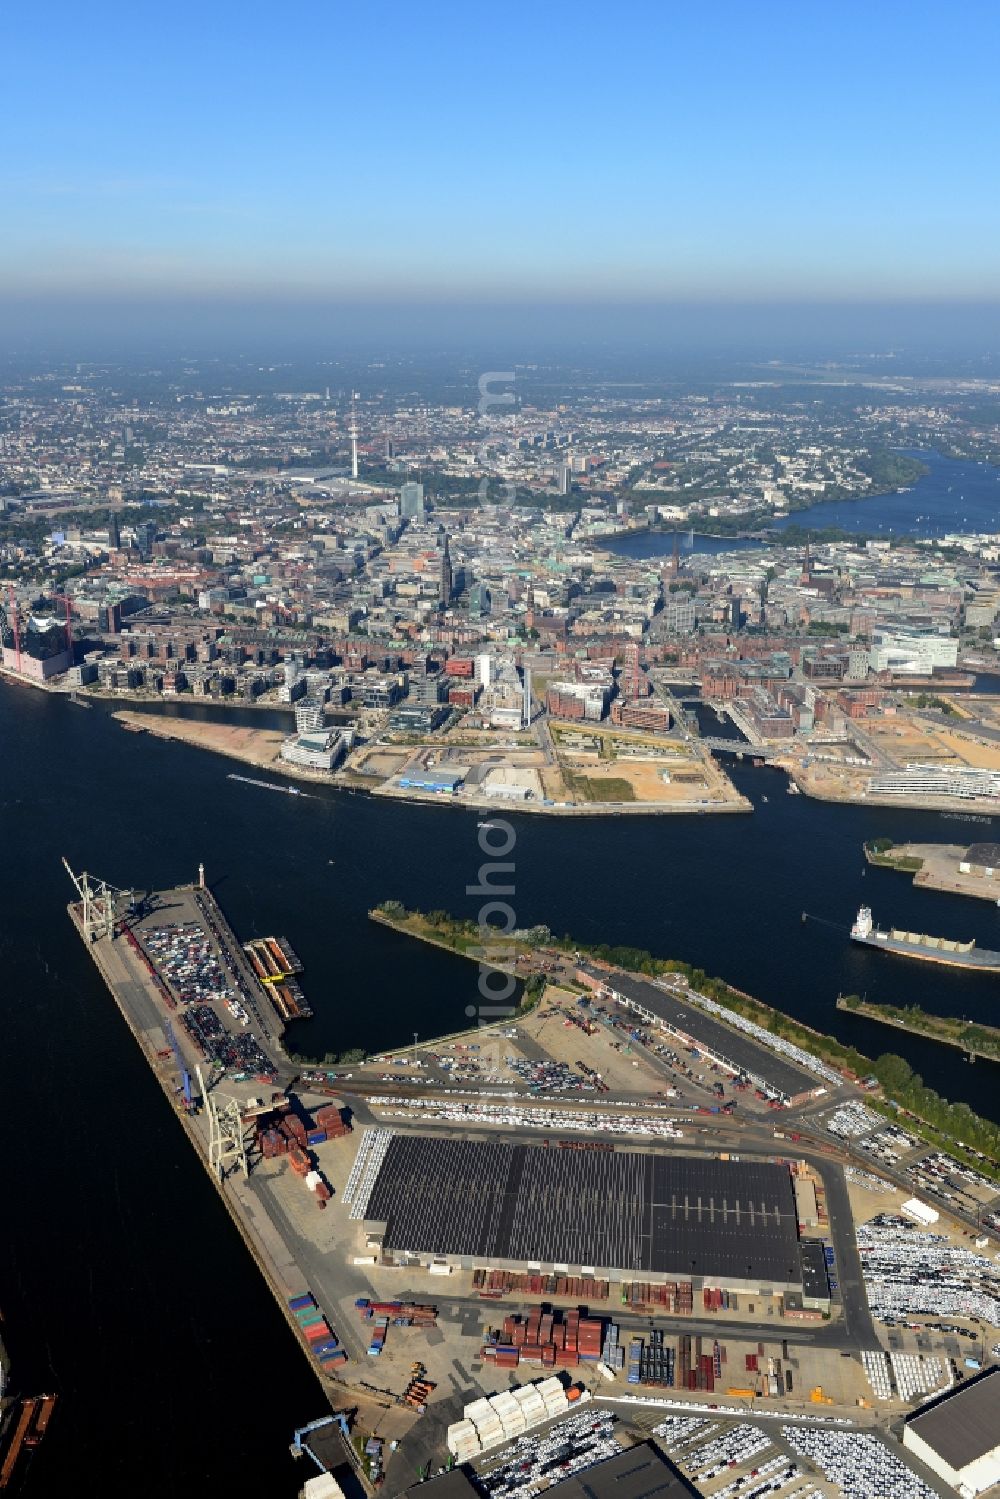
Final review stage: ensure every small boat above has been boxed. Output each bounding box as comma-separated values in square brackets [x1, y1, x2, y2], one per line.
[227, 773, 306, 797]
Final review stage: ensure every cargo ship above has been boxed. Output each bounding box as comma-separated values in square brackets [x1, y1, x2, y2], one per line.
[850, 906, 1000, 972]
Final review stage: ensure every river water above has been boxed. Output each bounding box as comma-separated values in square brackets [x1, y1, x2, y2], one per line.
[603, 450, 1000, 556]
[4, 679, 1000, 1492]
[772, 449, 1000, 537]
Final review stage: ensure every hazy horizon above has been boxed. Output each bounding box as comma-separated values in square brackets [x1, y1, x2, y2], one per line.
[4, 0, 1000, 361]
[3, 297, 1000, 371]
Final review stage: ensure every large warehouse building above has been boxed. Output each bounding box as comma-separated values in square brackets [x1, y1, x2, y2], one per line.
[577, 965, 822, 1106]
[356, 1132, 805, 1294]
[903, 1368, 1000, 1496]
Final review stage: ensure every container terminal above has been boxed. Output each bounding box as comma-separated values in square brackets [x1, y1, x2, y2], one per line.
[62, 862, 1000, 1498]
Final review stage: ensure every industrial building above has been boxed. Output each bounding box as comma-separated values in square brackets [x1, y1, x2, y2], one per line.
[405, 1440, 694, 1499]
[903, 1367, 1000, 1496]
[578, 965, 819, 1106]
[797, 1240, 831, 1313]
[360, 1133, 804, 1293]
[538, 1442, 696, 1499]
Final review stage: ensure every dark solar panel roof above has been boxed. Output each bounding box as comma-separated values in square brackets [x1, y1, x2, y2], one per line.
[966, 843, 1000, 868]
[906, 1367, 1000, 1470]
[366, 1135, 801, 1283]
[545, 1443, 697, 1499]
[583, 968, 815, 1100]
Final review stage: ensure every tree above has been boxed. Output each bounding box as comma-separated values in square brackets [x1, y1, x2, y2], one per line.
[875, 1053, 913, 1092]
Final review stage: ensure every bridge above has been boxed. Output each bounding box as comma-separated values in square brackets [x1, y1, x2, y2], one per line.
[697, 736, 790, 763]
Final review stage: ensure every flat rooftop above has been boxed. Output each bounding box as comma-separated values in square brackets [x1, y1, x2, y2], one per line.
[543, 1442, 697, 1499]
[591, 968, 816, 1100]
[905, 1366, 1000, 1470]
[366, 1134, 802, 1285]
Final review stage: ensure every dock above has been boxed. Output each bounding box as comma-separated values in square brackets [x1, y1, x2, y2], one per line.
[243, 935, 313, 1019]
[62, 864, 371, 1493]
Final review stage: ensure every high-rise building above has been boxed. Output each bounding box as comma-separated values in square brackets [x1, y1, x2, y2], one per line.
[558, 462, 572, 496]
[134, 520, 156, 559]
[468, 581, 491, 618]
[107, 513, 120, 550]
[439, 533, 453, 606]
[400, 481, 424, 518]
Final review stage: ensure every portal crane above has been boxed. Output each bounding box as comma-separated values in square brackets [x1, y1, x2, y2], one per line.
[61, 858, 135, 942]
[289, 1414, 351, 1470]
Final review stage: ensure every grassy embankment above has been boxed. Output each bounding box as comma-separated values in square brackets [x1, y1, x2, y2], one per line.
[837, 995, 1000, 1064]
[864, 837, 923, 873]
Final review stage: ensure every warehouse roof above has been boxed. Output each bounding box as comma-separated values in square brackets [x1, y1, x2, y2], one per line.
[545, 1442, 697, 1499]
[586, 967, 815, 1101]
[798, 1240, 830, 1300]
[905, 1367, 1000, 1470]
[401, 1472, 480, 1499]
[366, 1135, 802, 1285]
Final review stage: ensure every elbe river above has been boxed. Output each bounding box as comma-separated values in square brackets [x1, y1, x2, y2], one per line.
[4, 451, 1000, 1492]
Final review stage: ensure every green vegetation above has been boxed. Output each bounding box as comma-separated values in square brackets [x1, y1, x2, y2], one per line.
[286, 1045, 367, 1066]
[855, 449, 929, 491]
[864, 839, 924, 872]
[837, 996, 1000, 1063]
[807, 621, 850, 636]
[907, 693, 959, 716]
[370, 904, 542, 1002]
[865, 1054, 1000, 1175]
[563, 771, 636, 802]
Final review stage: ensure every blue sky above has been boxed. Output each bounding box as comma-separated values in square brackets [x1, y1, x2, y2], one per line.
[2, 0, 999, 306]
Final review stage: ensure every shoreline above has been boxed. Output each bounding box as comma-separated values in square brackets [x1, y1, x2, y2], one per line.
[113, 708, 754, 816]
[787, 764, 999, 815]
[66, 894, 375, 1491]
[835, 996, 1000, 1065]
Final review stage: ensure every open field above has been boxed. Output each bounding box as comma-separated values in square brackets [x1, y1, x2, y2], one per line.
[115, 710, 288, 768]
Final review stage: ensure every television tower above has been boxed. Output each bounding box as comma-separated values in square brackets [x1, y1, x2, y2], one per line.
[349, 392, 359, 480]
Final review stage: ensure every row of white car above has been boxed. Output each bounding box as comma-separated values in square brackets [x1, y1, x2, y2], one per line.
[376, 1097, 684, 1139]
[780, 1426, 938, 1499]
[857, 1215, 1000, 1324]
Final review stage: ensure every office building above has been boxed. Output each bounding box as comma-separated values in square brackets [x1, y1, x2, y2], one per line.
[400, 482, 424, 518]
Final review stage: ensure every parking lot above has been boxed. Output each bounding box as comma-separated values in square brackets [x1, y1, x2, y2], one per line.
[131, 889, 284, 1081]
[856, 1212, 1000, 1327]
